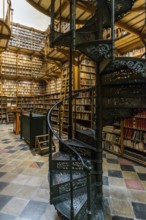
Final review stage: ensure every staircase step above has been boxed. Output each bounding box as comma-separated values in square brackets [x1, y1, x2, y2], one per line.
[75, 130, 96, 148]
[51, 170, 99, 199]
[53, 187, 104, 220]
[55, 190, 87, 219]
[102, 57, 146, 76]
[60, 139, 99, 159]
[52, 152, 84, 171]
[76, 40, 112, 62]
[51, 176, 87, 198]
[52, 170, 85, 185]
[75, 194, 104, 220]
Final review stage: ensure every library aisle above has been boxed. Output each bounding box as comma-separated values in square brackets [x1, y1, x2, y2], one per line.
[0, 124, 146, 220]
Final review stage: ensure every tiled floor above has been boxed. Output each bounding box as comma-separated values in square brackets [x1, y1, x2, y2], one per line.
[0, 124, 146, 220]
[0, 124, 59, 220]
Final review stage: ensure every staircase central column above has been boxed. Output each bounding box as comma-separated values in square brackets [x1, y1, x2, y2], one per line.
[68, 0, 76, 139]
[95, 0, 104, 199]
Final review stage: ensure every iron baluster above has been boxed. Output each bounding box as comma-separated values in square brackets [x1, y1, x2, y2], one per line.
[111, 0, 115, 58]
[68, 48, 73, 140]
[50, 0, 55, 47]
[86, 164, 92, 220]
[95, 0, 103, 198]
[70, 156, 74, 219]
[59, 105, 61, 139]
[72, 0, 76, 51]
[49, 128, 53, 204]
[74, 96, 77, 137]
[59, 0, 62, 33]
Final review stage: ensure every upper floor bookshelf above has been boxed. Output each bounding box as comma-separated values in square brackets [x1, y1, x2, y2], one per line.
[9, 23, 45, 51]
[0, 51, 44, 79]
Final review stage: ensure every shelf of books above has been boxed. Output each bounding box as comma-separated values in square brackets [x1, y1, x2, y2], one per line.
[123, 47, 145, 58]
[79, 58, 95, 89]
[123, 110, 146, 165]
[0, 96, 7, 123]
[32, 81, 46, 96]
[7, 97, 17, 123]
[74, 89, 94, 130]
[9, 23, 45, 51]
[102, 124, 122, 155]
[2, 79, 17, 97]
[33, 95, 45, 114]
[17, 80, 32, 96]
[103, 111, 146, 165]
[1, 52, 17, 77]
[61, 63, 69, 95]
[1, 50, 44, 80]
[17, 96, 34, 112]
[46, 78, 61, 94]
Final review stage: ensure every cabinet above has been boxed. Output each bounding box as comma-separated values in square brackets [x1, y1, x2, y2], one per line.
[20, 112, 47, 148]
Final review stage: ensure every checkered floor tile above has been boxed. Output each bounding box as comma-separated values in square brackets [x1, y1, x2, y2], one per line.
[0, 124, 146, 220]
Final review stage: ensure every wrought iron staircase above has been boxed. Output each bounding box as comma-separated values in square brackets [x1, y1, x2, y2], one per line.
[47, 0, 146, 219]
[48, 90, 105, 220]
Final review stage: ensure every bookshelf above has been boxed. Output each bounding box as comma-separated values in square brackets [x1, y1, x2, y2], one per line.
[0, 96, 7, 123]
[123, 110, 146, 165]
[33, 95, 45, 114]
[46, 78, 61, 95]
[7, 96, 17, 123]
[103, 112, 146, 165]
[1, 52, 17, 77]
[123, 47, 145, 58]
[102, 124, 122, 155]
[2, 79, 17, 97]
[74, 89, 94, 130]
[79, 58, 95, 89]
[17, 96, 34, 112]
[9, 23, 45, 51]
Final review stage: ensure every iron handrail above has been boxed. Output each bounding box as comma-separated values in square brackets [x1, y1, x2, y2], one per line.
[47, 87, 95, 171]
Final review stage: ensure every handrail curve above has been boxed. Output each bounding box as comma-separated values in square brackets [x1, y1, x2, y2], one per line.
[47, 87, 95, 171]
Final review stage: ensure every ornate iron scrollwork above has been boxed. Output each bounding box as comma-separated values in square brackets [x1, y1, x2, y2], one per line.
[86, 43, 111, 59]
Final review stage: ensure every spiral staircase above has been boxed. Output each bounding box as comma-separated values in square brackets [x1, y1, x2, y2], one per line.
[27, 0, 146, 219]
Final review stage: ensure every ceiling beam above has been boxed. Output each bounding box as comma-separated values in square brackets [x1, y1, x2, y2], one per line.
[116, 21, 141, 37]
[0, 34, 10, 39]
[118, 40, 144, 54]
[131, 6, 145, 12]
[26, 0, 50, 17]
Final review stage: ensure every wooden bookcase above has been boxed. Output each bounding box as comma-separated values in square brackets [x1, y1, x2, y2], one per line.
[123, 110, 146, 165]
[102, 122, 123, 155]
[79, 58, 95, 89]
[0, 96, 7, 123]
[9, 23, 45, 51]
[103, 114, 146, 166]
